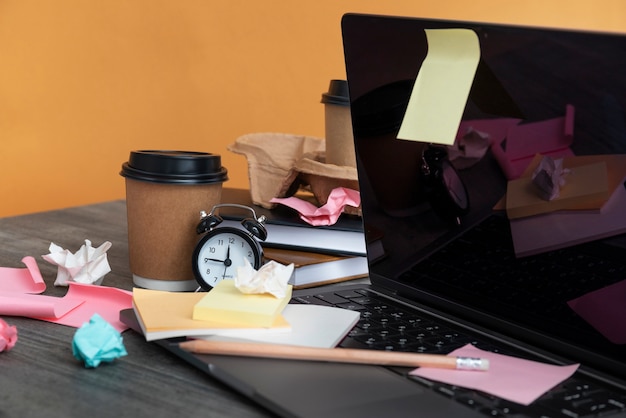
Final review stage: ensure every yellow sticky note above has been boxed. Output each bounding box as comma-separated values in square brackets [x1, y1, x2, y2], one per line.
[506, 162, 609, 219]
[397, 28, 480, 145]
[193, 280, 292, 327]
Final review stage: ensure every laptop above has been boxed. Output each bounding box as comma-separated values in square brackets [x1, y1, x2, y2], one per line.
[121, 13, 626, 417]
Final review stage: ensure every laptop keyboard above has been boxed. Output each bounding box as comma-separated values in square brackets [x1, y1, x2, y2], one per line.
[291, 288, 626, 417]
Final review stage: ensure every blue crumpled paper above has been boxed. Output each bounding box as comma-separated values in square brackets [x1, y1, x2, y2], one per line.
[72, 313, 127, 368]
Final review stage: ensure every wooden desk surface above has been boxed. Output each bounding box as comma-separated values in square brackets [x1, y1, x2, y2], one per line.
[0, 200, 272, 418]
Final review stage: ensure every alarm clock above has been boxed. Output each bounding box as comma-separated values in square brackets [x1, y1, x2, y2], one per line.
[421, 144, 470, 224]
[192, 203, 267, 290]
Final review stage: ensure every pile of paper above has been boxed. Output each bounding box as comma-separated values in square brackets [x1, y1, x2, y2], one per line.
[132, 287, 360, 348]
[503, 154, 626, 257]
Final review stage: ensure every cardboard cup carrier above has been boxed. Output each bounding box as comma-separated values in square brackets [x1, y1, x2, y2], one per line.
[120, 150, 227, 291]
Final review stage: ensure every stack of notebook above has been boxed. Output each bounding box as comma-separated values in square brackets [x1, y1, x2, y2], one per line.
[218, 188, 372, 288]
[262, 247, 368, 289]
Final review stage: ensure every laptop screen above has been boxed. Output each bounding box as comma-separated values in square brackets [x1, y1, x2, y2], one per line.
[342, 14, 626, 375]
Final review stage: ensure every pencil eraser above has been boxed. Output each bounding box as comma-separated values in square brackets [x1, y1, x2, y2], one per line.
[456, 356, 490, 371]
[476, 359, 489, 371]
[192, 280, 292, 327]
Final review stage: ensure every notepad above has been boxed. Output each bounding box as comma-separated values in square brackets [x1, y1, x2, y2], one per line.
[132, 287, 290, 341]
[199, 304, 361, 348]
[192, 280, 292, 327]
[505, 161, 609, 219]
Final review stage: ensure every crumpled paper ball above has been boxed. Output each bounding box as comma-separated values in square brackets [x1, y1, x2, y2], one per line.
[72, 313, 127, 368]
[270, 187, 360, 226]
[448, 126, 491, 169]
[42, 239, 112, 286]
[532, 156, 570, 201]
[235, 258, 293, 298]
[0, 318, 18, 352]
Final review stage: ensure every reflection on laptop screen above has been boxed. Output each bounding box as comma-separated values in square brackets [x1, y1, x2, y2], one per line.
[343, 14, 626, 376]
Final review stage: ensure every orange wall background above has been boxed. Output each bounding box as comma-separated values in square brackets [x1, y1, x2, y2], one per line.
[1, 1, 625, 217]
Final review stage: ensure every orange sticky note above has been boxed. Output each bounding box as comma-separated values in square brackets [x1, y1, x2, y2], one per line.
[506, 162, 609, 219]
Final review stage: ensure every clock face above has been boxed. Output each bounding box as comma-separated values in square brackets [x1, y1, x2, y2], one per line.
[192, 227, 262, 290]
[441, 159, 469, 211]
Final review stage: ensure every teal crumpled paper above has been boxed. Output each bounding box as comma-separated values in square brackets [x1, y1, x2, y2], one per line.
[72, 313, 127, 368]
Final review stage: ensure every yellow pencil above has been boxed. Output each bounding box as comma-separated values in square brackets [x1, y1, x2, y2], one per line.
[178, 340, 489, 371]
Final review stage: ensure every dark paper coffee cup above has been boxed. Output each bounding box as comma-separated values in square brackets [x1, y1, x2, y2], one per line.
[351, 80, 427, 217]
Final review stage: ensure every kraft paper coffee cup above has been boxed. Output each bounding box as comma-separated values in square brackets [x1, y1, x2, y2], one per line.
[120, 150, 228, 291]
[321, 80, 356, 168]
[351, 80, 427, 217]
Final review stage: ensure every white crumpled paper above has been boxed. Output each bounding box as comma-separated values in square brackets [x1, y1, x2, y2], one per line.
[532, 156, 570, 201]
[42, 239, 112, 286]
[234, 259, 293, 298]
[447, 126, 491, 169]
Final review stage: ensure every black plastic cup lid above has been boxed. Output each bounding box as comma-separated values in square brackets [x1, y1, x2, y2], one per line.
[120, 150, 228, 184]
[321, 79, 350, 106]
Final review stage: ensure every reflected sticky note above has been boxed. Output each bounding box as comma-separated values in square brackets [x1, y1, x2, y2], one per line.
[397, 29, 480, 145]
[568, 279, 626, 344]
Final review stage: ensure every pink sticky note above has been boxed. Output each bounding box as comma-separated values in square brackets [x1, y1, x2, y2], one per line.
[568, 279, 626, 344]
[35, 282, 133, 332]
[0, 256, 46, 294]
[271, 187, 360, 226]
[410, 344, 578, 405]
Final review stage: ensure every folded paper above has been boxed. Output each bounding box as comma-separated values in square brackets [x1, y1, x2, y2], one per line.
[0, 255, 132, 332]
[235, 259, 293, 298]
[0, 318, 18, 352]
[33, 283, 133, 332]
[42, 239, 112, 286]
[491, 105, 575, 180]
[0, 293, 84, 318]
[0, 256, 46, 294]
[270, 187, 360, 226]
[72, 313, 127, 368]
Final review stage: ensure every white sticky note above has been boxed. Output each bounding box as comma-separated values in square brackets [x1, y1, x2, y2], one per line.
[397, 29, 480, 145]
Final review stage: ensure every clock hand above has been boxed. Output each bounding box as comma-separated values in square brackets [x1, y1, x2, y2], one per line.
[205, 245, 231, 264]
[222, 245, 232, 278]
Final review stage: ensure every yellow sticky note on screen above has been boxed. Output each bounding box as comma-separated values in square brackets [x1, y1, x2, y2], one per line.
[397, 28, 480, 145]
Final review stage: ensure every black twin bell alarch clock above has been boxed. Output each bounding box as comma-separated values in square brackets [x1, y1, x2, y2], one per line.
[192, 204, 267, 290]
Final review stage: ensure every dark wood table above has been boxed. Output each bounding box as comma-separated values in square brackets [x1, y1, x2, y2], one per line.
[0, 200, 272, 418]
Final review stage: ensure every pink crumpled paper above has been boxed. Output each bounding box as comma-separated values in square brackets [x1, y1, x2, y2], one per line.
[270, 187, 360, 226]
[0, 318, 18, 352]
